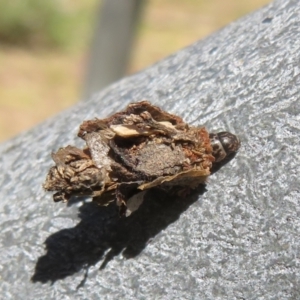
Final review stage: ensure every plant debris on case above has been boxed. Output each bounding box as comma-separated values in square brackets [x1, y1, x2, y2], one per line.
[44, 101, 240, 216]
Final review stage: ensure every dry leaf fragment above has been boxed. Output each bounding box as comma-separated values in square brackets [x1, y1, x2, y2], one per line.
[44, 101, 240, 216]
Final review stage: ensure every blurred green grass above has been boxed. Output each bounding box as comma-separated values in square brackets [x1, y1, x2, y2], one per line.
[0, 0, 97, 50]
[0, 0, 271, 142]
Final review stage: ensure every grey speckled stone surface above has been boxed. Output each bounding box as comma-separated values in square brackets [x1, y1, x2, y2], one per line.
[1, 0, 300, 299]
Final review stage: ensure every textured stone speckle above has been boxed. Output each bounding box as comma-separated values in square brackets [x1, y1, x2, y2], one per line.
[1, 0, 300, 299]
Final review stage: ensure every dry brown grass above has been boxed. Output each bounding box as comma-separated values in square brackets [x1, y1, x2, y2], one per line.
[0, 0, 271, 142]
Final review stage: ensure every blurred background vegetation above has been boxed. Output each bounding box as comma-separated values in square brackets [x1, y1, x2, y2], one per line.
[0, 0, 271, 142]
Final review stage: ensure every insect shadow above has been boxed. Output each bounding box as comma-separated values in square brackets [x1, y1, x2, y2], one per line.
[31, 157, 234, 287]
[31, 187, 204, 285]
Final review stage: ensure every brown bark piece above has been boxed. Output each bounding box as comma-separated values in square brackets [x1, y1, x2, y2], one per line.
[44, 101, 229, 216]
